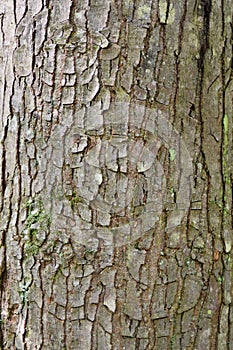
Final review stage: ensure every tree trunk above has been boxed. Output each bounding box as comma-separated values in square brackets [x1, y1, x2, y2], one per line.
[0, 0, 232, 349]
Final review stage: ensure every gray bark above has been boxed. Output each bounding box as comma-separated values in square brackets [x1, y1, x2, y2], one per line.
[0, 0, 232, 349]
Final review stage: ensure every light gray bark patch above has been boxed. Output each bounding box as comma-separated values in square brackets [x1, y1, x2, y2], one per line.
[124, 279, 142, 320]
[13, 44, 32, 76]
[178, 277, 203, 313]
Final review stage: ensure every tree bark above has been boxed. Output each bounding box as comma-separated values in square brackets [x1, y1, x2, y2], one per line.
[0, 0, 232, 349]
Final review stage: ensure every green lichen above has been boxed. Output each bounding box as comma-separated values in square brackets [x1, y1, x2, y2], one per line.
[170, 334, 176, 349]
[24, 241, 40, 257]
[23, 199, 51, 258]
[66, 191, 86, 211]
[169, 149, 176, 161]
[25, 200, 51, 230]
[216, 276, 224, 283]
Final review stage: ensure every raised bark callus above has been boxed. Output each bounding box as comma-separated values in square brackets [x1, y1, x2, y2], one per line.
[0, 0, 232, 349]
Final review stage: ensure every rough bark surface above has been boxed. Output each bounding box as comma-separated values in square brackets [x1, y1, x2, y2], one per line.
[0, 0, 232, 349]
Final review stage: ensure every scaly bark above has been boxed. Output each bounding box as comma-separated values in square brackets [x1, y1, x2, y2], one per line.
[0, 0, 232, 349]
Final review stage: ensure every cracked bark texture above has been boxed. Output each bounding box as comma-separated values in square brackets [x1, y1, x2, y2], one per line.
[0, 0, 232, 349]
